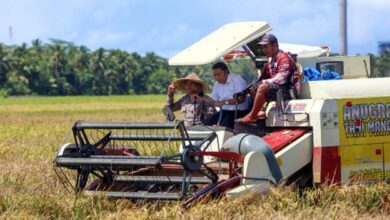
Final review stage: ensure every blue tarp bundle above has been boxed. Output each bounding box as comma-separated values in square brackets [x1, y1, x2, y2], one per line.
[302, 67, 342, 82]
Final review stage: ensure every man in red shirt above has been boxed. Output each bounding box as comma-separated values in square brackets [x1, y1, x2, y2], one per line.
[239, 34, 298, 123]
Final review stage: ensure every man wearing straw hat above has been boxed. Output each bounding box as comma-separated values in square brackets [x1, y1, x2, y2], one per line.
[164, 72, 216, 126]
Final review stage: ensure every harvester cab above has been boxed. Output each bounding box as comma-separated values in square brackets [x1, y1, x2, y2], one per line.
[54, 21, 390, 207]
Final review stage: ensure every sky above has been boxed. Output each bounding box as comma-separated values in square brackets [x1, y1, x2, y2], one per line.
[0, 0, 389, 58]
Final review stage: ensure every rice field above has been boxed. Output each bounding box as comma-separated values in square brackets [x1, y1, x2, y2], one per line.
[1, 95, 390, 219]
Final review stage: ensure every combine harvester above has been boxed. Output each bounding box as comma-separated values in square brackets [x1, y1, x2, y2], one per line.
[54, 21, 390, 207]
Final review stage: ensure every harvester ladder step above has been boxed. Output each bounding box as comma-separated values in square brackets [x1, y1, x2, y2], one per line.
[55, 156, 161, 167]
[115, 175, 212, 184]
[87, 191, 181, 200]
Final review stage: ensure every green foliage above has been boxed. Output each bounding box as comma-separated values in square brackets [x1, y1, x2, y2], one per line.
[146, 70, 176, 94]
[3, 39, 389, 96]
[0, 40, 260, 96]
[374, 51, 390, 77]
[0, 88, 8, 98]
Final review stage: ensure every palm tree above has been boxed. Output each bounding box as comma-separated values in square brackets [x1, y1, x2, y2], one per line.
[0, 44, 10, 87]
[90, 48, 108, 95]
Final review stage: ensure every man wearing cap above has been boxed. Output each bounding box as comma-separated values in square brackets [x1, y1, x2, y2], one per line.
[165, 72, 216, 126]
[194, 62, 250, 129]
[239, 34, 298, 123]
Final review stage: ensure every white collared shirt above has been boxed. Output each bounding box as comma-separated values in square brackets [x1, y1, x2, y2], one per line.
[210, 73, 249, 111]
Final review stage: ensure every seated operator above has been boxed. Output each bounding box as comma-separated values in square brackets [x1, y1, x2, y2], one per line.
[239, 34, 299, 123]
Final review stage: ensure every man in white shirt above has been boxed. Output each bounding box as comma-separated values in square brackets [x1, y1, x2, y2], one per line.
[193, 62, 249, 129]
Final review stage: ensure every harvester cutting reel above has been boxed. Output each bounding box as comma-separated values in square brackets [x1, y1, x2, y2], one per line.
[54, 121, 243, 205]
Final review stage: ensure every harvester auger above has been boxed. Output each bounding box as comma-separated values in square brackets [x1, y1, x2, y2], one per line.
[54, 121, 243, 206]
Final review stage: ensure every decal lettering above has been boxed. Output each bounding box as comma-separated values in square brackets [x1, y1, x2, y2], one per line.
[342, 102, 390, 137]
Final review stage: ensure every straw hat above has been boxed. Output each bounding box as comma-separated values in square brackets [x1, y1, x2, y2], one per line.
[172, 72, 209, 93]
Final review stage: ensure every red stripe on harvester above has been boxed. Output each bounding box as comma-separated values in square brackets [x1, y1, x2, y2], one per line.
[313, 146, 341, 184]
[262, 129, 307, 153]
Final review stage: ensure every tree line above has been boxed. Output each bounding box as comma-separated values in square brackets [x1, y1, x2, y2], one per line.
[0, 39, 389, 97]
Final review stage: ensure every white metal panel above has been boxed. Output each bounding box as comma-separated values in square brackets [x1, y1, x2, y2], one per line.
[300, 78, 390, 99]
[310, 100, 325, 147]
[227, 132, 313, 198]
[309, 99, 340, 147]
[280, 43, 330, 58]
[169, 21, 271, 65]
[266, 99, 314, 127]
[242, 151, 275, 185]
[226, 151, 275, 198]
[275, 132, 313, 178]
[299, 55, 371, 78]
[226, 182, 271, 198]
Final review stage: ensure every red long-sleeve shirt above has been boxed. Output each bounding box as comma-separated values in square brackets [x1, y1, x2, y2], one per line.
[260, 50, 296, 88]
